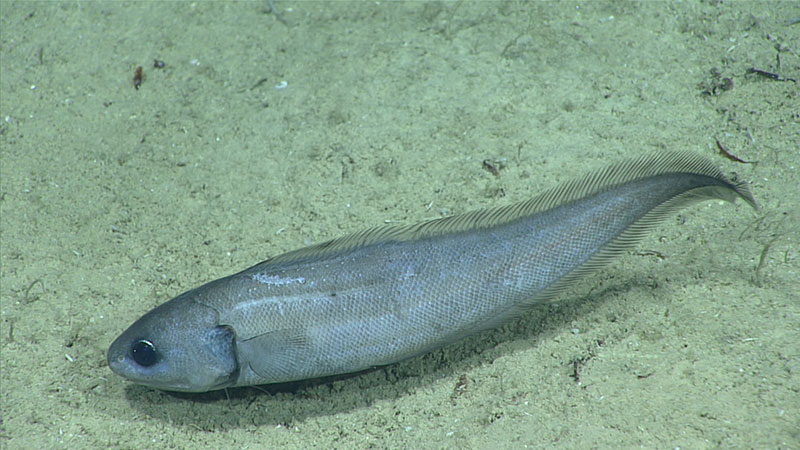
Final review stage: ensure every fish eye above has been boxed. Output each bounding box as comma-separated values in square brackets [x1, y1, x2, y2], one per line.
[131, 339, 157, 367]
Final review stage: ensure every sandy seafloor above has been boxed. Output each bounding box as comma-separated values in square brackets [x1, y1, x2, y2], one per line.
[1, 1, 798, 448]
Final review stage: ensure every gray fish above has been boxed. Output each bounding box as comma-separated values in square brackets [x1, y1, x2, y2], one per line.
[107, 151, 757, 392]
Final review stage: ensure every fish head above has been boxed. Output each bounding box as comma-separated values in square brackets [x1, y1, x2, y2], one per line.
[107, 289, 239, 392]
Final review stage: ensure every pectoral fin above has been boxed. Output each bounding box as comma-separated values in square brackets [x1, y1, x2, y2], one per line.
[237, 328, 315, 382]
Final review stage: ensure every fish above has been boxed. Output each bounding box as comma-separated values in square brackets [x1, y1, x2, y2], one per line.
[107, 151, 757, 392]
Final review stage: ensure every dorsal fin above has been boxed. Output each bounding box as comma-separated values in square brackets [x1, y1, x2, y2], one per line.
[258, 151, 757, 269]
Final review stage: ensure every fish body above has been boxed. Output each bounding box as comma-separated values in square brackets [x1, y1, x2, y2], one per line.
[107, 152, 756, 392]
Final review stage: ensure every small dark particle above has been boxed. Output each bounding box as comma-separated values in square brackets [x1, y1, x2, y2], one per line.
[250, 77, 269, 90]
[746, 68, 779, 80]
[635, 250, 666, 260]
[755, 236, 779, 288]
[153, 59, 165, 69]
[719, 77, 734, 92]
[716, 139, 757, 165]
[23, 279, 44, 302]
[450, 374, 469, 402]
[746, 67, 797, 83]
[133, 66, 144, 90]
[570, 356, 588, 384]
[698, 68, 735, 96]
[482, 159, 505, 176]
[482, 160, 499, 176]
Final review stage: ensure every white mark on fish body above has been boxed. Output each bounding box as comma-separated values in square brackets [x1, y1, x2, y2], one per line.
[251, 272, 305, 286]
